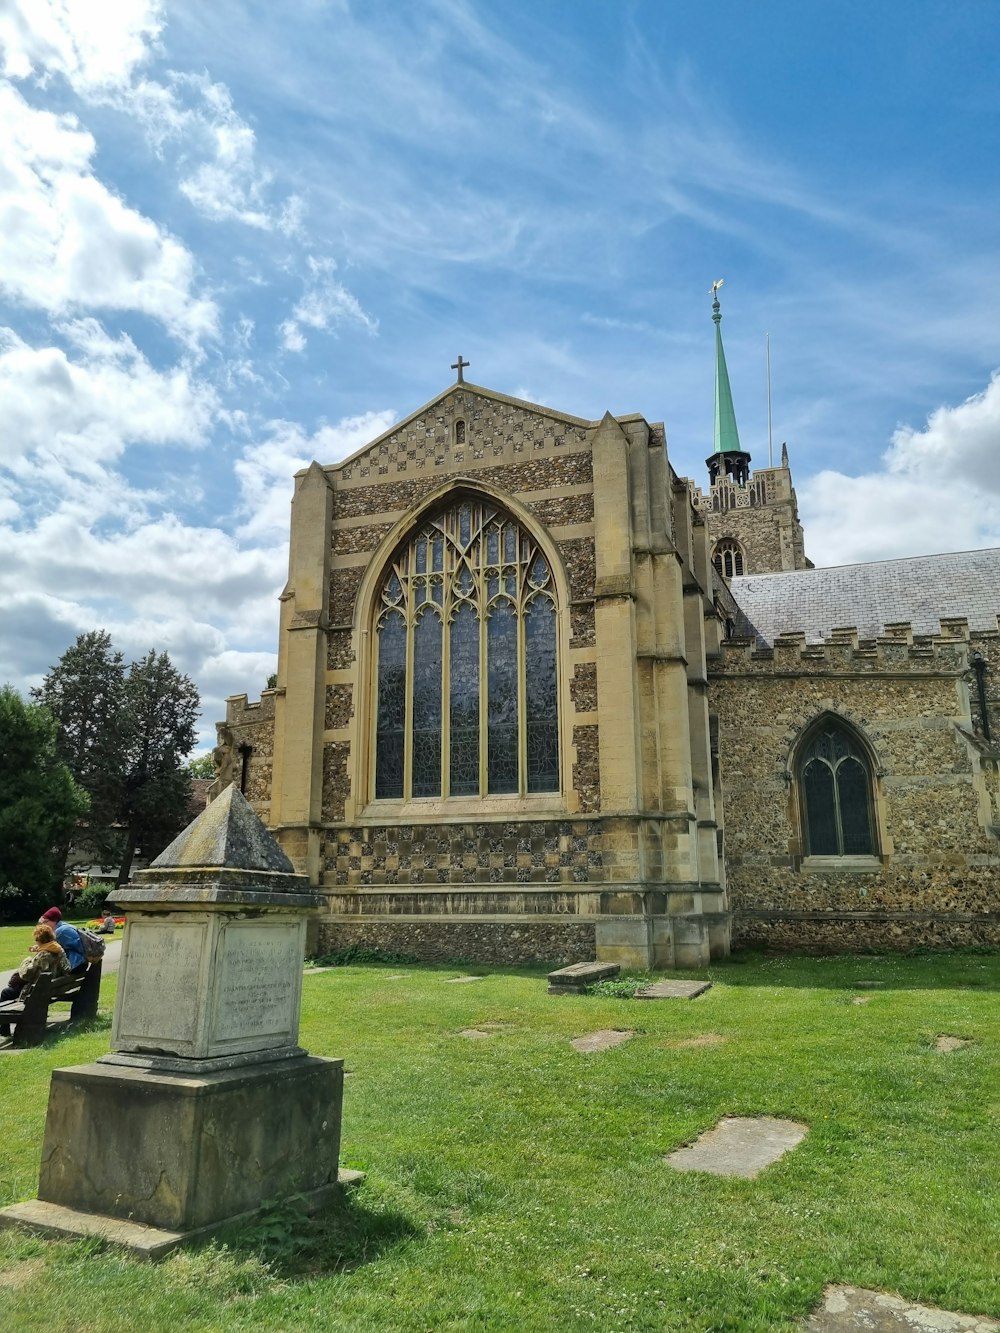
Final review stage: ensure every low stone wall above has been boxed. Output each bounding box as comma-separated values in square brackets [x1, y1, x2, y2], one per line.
[733, 911, 1000, 954]
[316, 920, 596, 967]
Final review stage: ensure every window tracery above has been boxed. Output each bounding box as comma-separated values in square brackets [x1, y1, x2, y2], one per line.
[798, 720, 876, 856]
[374, 498, 559, 800]
[712, 538, 745, 579]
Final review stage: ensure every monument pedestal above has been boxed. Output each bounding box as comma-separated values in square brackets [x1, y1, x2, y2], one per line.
[0, 786, 358, 1258]
[37, 1056, 343, 1232]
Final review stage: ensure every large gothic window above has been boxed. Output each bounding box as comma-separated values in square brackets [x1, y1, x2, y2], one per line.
[798, 720, 876, 856]
[712, 538, 745, 579]
[374, 498, 560, 800]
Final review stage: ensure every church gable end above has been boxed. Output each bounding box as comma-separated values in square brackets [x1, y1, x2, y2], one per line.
[239, 380, 730, 971]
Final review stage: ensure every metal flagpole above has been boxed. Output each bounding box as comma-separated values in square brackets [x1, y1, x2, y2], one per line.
[773, 333, 778, 469]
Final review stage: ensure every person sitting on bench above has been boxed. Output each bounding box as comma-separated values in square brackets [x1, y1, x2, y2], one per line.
[39, 907, 86, 975]
[0, 924, 71, 1036]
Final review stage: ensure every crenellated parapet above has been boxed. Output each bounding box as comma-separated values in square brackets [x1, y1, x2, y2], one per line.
[714, 618, 1000, 677]
[209, 688, 278, 811]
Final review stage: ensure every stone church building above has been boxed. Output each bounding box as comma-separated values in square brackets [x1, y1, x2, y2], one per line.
[213, 301, 1000, 967]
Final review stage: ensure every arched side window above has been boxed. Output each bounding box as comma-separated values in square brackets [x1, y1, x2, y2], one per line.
[712, 537, 745, 579]
[373, 497, 559, 800]
[798, 720, 876, 856]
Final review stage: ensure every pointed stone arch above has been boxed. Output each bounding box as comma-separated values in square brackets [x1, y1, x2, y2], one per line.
[787, 711, 883, 861]
[347, 480, 572, 817]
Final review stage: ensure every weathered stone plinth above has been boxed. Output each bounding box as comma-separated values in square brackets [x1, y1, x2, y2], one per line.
[0, 785, 354, 1255]
[36, 1057, 343, 1231]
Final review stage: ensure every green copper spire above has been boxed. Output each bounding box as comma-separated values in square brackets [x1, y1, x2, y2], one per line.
[712, 286, 742, 456]
[705, 281, 751, 487]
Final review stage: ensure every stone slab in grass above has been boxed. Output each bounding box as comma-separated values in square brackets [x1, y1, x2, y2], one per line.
[459, 1028, 492, 1040]
[445, 976, 486, 984]
[571, 1029, 635, 1053]
[807, 1284, 999, 1330]
[666, 1116, 807, 1178]
[548, 961, 620, 995]
[634, 979, 711, 1000]
[935, 1035, 971, 1052]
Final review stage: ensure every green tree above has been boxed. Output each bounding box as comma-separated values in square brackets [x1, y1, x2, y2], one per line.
[37, 635, 201, 887]
[33, 630, 127, 871]
[0, 686, 90, 918]
[117, 650, 200, 884]
[184, 753, 216, 779]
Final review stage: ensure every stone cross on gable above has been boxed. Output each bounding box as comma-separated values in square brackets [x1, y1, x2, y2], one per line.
[451, 355, 469, 383]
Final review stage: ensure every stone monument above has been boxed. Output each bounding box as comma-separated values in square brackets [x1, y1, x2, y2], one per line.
[0, 785, 354, 1258]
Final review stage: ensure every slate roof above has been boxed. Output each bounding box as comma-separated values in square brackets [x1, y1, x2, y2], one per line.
[729, 547, 1000, 645]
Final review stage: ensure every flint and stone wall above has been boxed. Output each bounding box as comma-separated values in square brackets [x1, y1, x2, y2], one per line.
[690, 463, 809, 574]
[219, 384, 729, 969]
[710, 623, 1000, 952]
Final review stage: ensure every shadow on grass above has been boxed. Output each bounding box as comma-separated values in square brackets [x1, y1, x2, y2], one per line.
[708, 948, 1000, 991]
[215, 1187, 421, 1279]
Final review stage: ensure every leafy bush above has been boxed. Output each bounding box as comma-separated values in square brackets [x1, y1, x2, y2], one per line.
[75, 883, 112, 916]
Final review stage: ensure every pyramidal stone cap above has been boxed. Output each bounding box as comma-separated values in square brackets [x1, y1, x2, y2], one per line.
[112, 783, 325, 908]
[152, 783, 295, 873]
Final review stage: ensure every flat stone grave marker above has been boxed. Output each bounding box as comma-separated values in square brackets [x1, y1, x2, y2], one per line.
[571, 1029, 635, 1053]
[548, 961, 620, 995]
[666, 1116, 807, 1177]
[445, 975, 486, 984]
[459, 1028, 492, 1040]
[807, 1284, 999, 1331]
[850, 996, 873, 1005]
[935, 1034, 971, 1053]
[635, 979, 711, 1000]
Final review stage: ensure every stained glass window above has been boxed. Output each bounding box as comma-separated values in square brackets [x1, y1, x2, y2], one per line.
[373, 498, 560, 799]
[375, 610, 406, 799]
[799, 720, 875, 856]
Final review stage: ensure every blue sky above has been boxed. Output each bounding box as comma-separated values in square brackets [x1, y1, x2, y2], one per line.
[2, 0, 1000, 749]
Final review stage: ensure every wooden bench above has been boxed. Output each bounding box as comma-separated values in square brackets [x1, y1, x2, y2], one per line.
[0, 963, 102, 1048]
[547, 961, 620, 995]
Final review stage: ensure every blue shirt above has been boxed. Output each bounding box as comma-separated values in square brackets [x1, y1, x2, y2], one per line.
[53, 922, 86, 971]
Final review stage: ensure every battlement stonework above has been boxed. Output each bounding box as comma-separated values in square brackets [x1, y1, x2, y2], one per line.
[709, 616, 1000, 952]
[688, 461, 809, 575]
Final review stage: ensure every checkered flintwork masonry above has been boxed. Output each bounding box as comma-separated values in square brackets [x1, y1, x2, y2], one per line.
[337, 392, 589, 483]
[325, 820, 602, 887]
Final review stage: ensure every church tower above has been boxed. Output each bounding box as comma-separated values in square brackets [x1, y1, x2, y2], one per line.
[689, 286, 810, 576]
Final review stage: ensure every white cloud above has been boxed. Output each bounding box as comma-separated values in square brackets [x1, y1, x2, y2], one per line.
[279, 256, 377, 352]
[2, 4, 296, 236]
[129, 72, 302, 234]
[800, 373, 1000, 566]
[0, 321, 217, 478]
[235, 410, 396, 541]
[0, 84, 217, 344]
[0, 0, 161, 93]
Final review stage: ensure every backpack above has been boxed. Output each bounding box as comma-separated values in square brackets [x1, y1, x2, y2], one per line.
[77, 926, 106, 963]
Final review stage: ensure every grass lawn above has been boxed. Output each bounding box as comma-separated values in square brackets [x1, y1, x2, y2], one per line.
[0, 950, 997, 1331]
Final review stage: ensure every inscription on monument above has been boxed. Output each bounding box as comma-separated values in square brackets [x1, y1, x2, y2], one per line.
[117, 923, 205, 1046]
[214, 924, 301, 1043]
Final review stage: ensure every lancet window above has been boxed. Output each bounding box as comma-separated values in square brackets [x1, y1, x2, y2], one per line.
[798, 720, 876, 856]
[374, 498, 560, 800]
[712, 538, 745, 579]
